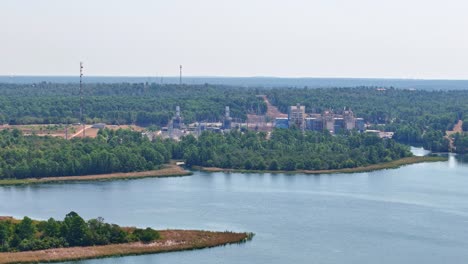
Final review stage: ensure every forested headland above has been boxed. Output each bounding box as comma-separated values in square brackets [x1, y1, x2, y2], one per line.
[174, 129, 413, 171]
[0, 129, 172, 179]
[0, 128, 416, 180]
[0, 212, 159, 252]
[0, 213, 253, 264]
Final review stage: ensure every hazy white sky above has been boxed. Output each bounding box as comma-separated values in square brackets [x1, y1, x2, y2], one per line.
[1, 0, 468, 78]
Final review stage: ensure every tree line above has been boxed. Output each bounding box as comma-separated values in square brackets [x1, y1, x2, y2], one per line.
[0, 83, 266, 126]
[173, 129, 412, 171]
[0, 212, 159, 252]
[0, 128, 172, 179]
[0, 128, 412, 179]
[453, 133, 468, 154]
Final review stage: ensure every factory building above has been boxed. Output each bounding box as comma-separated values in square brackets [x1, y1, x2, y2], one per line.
[344, 109, 356, 130]
[334, 118, 345, 133]
[223, 106, 232, 130]
[355, 118, 365, 132]
[275, 118, 289, 129]
[323, 110, 335, 132]
[172, 106, 183, 129]
[289, 103, 306, 129]
[305, 118, 323, 131]
[277, 104, 365, 133]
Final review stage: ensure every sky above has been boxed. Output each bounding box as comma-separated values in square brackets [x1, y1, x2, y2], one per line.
[1, 0, 468, 79]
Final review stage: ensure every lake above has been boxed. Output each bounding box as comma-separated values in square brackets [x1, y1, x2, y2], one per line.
[1, 149, 467, 263]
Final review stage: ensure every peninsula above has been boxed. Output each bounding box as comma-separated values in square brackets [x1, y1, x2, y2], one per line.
[0, 213, 253, 264]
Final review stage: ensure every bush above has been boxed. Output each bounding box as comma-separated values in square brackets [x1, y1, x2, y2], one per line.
[133, 228, 160, 243]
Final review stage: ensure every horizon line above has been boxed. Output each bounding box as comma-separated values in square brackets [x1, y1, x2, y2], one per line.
[1, 75, 468, 82]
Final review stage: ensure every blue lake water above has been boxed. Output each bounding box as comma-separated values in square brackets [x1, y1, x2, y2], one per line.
[1, 149, 467, 263]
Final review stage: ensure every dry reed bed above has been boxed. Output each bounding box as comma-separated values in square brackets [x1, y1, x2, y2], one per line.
[0, 165, 191, 186]
[0, 230, 252, 264]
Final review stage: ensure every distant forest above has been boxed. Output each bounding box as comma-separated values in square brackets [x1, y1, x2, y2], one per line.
[0, 83, 467, 152]
[0, 83, 266, 126]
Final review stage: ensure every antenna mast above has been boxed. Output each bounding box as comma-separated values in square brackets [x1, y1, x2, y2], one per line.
[80, 62, 85, 138]
[179, 65, 182, 85]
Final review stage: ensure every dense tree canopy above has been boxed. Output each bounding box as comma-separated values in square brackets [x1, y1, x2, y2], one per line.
[0, 128, 412, 179]
[173, 129, 412, 171]
[0, 83, 266, 126]
[453, 133, 468, 154]
[0, 212, 159, 252]
[0, 129, 172, 179]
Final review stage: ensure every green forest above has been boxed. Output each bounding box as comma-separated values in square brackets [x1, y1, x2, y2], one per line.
[0, 83, 266, 126]
[173, 129, 412, 171]
[0, 129, 172, 179]
[0, 212, 159, 252]
[0, 128, 412, 179]
[0, 82, 467, 155]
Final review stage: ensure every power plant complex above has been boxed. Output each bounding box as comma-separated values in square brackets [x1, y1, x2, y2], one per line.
[161, 103, 366, 140]
[275, 103, 365, 133]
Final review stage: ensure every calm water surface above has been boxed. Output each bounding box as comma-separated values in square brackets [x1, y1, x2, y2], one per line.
[1, 149, 467, 263]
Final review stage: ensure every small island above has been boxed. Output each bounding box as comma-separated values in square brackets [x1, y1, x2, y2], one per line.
[0, 213, 253, 264]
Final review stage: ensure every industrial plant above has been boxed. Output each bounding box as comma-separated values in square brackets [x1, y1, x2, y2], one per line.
[275, 104, 365, 133]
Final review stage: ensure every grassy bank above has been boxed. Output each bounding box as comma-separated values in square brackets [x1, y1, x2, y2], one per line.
[0, 164, 191, 186]
[195, 156, 448, 175]
[0, 230, 253, 264]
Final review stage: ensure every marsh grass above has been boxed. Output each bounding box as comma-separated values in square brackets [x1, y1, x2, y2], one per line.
[0, 165, 191, 186]
[0, 230, 251, 264]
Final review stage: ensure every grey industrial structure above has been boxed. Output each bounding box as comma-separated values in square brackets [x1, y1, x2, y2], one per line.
[223, 106, 232, 130]
[172, 105, 183, 129]
[277, 103, 365, 133]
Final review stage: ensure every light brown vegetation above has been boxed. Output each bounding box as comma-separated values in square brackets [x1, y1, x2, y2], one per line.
[0, 165, 191, 186]
[0, 124, 146, 139]
[247, 95, 287, 132]
[446, 120, 463, 151]
[0, 230, 251, 264]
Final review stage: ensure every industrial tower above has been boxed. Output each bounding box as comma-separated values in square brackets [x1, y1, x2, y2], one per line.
[223, 106, 232, 129]
[179, 65, 182, 85]
[80, 62, 85, 138]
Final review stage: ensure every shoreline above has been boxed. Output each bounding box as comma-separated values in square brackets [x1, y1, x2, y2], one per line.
[0, 164, 192, 186]
[0, 156, 448, 187]
[0, 230, 253, 264]
[194, 156, 448, 175]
